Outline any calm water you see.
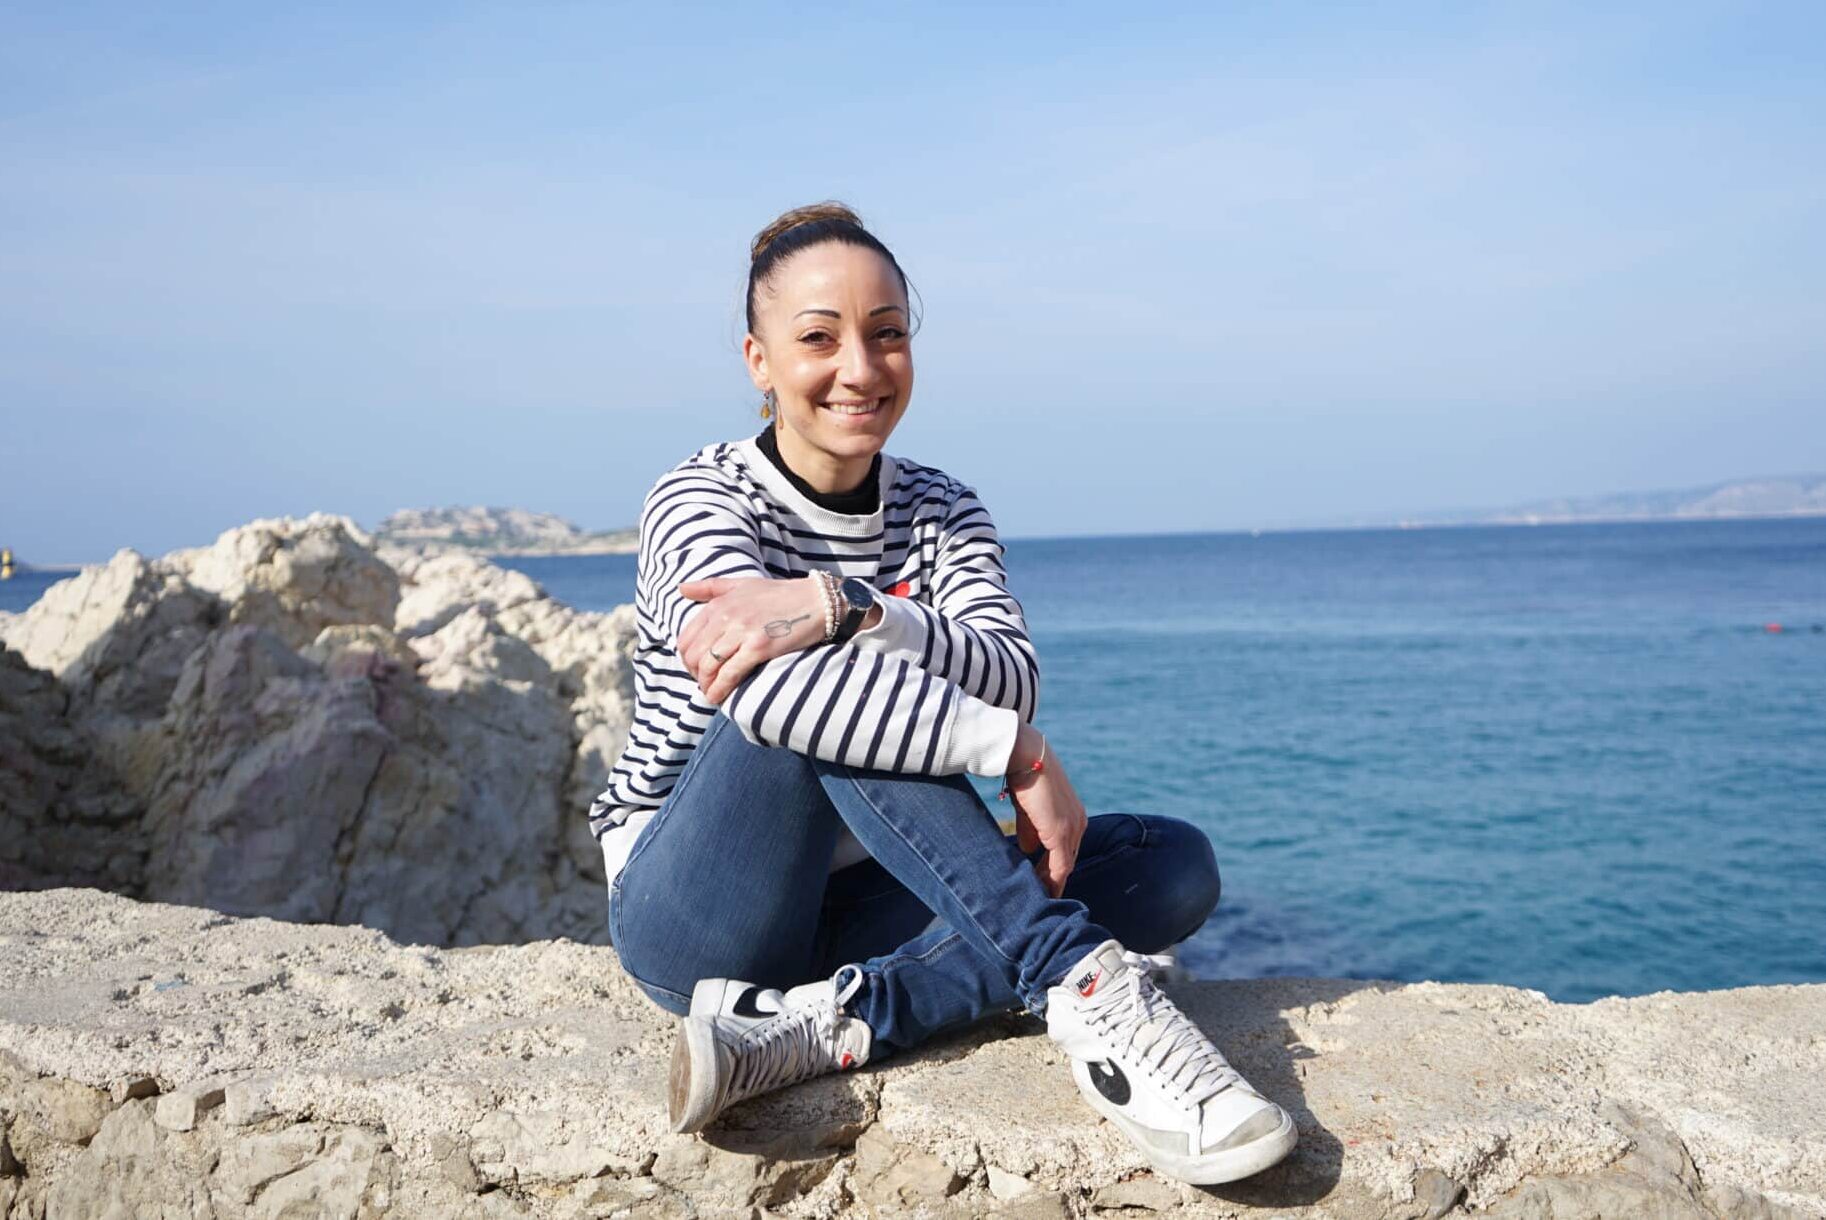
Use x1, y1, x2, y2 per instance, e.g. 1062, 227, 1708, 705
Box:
505, 519, 1826, 1001
8, 520, 1822, 1000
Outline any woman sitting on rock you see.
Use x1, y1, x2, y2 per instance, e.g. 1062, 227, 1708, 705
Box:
589, 202, 1297, 1185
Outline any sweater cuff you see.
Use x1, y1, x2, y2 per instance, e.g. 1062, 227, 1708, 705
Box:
937, 695, 1021, 777
850, 592, 925, 656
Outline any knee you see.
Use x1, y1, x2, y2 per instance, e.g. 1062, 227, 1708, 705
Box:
610, 922, 692, 1016
610, 918, 708, 1017
612, 874, 802, 1007
632, 971, 691, 1017
1143, 816, 1221, 940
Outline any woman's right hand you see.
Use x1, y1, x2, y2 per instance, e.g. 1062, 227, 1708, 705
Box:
676, 574, 826, 704
1006, 723, 1087, 899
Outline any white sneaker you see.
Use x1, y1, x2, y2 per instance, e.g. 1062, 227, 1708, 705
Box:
668, 965, 872, 1133
1045, 940, 1297, 1184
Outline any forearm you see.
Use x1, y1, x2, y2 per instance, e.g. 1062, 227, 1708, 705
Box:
849, 486, 1041, 720
720, 643, 1021, 778
851, 594, 1039, 722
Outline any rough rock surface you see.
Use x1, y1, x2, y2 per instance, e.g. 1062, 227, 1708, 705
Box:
1, 890, 1820, 1219
0, 648, 142, 892
0, 515, 638, 947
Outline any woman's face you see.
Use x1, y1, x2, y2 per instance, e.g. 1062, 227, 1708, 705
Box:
744, 242, 913, 473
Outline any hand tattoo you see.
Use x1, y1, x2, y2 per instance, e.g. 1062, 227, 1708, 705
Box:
764, 613, 811, 639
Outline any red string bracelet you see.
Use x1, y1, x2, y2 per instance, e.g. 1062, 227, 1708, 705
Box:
996, 733, 1047, 801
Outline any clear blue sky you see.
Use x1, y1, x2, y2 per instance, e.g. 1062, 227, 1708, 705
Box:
4, 2, 1823, 561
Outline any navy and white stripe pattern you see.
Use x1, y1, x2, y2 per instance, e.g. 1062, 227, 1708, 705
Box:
587, 435, 1039, 840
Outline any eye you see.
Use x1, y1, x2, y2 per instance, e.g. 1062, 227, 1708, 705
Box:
798, 329, 834, 346
874, 326, 907, 342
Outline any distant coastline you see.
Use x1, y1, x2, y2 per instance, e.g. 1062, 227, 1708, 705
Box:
372, 476, 1826, 551
10, 476, 1824, 569
1064, 473, 1826, 543
369, 506, 637, 557
1387, 508, 1826, 530
1004, 508, 1826, 547
1385, 473, 1826, 531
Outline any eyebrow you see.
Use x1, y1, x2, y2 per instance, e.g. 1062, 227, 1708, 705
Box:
792, 305, 909, 319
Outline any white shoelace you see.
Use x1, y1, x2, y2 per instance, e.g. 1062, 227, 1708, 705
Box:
725, 966, 864, 1105
1081, 951, 1242, 1104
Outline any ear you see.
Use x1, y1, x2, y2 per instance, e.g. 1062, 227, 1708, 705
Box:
742, 333, 769, 395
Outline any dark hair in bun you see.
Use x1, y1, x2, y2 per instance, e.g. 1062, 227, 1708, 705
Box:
746, 201, 916, 334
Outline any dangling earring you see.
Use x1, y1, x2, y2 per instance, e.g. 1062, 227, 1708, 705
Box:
760, 389, 776, 420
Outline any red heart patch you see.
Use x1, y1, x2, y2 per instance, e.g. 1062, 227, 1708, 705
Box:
888, 581, 911, 598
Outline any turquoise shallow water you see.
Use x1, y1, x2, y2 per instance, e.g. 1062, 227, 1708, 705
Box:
8, 519, 1822, 999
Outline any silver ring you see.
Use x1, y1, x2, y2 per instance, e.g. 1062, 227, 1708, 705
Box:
708, 648, 725, 662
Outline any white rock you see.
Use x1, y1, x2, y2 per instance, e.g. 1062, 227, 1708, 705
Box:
221, 1078, 279, 1128
987, 1163, 1035, 1200
0, 548, 216, 718
2, 516, 635, 948
153, 1081, 226, 1133
178, 514, 398, 650
17, 1076, 111, 1145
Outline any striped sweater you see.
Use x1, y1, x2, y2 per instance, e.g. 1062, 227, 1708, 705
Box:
589, 433, 1040, 883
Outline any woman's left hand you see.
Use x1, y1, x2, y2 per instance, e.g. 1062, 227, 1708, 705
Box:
1006, 725, 1087, 898
677, 576, 827, 704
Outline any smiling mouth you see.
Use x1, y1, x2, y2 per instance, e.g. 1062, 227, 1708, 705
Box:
823, 397, 886, 417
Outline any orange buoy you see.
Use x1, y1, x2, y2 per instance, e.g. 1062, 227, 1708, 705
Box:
1764, 623, 1784, 633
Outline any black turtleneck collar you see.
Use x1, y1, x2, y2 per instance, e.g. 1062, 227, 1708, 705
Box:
754, 427, 882, 515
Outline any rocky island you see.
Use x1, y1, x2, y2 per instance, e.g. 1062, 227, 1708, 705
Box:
373, 507, 637, 557
0, 517, 1820, 1218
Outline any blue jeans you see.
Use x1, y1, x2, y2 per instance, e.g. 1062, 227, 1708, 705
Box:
608, 713, 1222, 1057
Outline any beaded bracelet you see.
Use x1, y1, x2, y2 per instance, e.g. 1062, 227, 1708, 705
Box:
826, 571, 844, 641
813, 570, 841, 642
996, 733, 1047, 802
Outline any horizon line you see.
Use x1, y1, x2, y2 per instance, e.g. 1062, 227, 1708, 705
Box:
9, 508, 1826, 573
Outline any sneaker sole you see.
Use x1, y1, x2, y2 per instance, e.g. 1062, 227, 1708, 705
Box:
670, 978, 742, 1133
1079, 1082, 1298, 1185
668, 1013, 725, 1134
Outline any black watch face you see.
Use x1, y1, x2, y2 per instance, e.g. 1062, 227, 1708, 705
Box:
841, 577, 876, 609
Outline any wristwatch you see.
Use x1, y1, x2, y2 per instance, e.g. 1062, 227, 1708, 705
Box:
831, 577, 878, 644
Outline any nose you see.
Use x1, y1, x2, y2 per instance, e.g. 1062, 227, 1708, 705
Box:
838, 330, 885, 390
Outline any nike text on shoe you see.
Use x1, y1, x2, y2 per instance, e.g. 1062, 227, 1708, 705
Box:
1045, 940, 1297, 1185
668, 964, 872, 1134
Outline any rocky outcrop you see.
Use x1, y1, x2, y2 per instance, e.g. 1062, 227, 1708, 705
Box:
0, 514, 638, 947
0, 889, 1820, 1219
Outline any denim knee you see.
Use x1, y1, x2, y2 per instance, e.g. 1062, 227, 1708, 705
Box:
631, 972, 691, 1017
609, 883, 694, 1016
1140, 815, 1222, 942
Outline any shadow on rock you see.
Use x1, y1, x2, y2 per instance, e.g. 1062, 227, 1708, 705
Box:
1173, 976, 1392, 1210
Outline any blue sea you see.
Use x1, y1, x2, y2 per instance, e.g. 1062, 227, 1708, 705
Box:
7, 519, 1823, 1001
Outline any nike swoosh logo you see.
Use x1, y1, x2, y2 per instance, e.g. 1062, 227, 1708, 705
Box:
1088, 1058, 1131, 1106
731, 986, 778, 1019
